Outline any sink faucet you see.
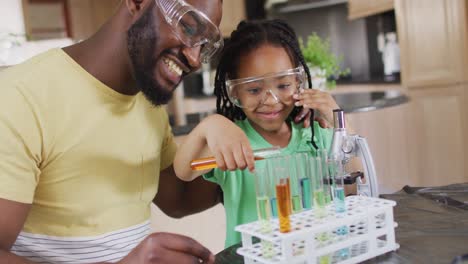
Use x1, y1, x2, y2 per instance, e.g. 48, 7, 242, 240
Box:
329, 109, 379, 197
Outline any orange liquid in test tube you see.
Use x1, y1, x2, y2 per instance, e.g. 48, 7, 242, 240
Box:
276, 178, 291, 233
190, 156, 265, 171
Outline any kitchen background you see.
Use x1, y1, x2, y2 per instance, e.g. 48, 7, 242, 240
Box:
1, 0, 467, 254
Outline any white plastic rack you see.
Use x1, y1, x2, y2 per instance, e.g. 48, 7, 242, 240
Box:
235, 196, 399, 264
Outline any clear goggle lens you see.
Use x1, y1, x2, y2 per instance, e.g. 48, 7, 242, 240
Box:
157, 0, 223, 63
226, 66, 306, 109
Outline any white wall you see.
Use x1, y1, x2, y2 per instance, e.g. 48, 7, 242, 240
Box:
0, 0, 25, 35
151, 204, 226, 254
0, 1, 73, 66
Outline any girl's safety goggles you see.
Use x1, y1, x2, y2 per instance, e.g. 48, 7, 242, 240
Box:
226, 66, 307, 109
156, 0, 224, 64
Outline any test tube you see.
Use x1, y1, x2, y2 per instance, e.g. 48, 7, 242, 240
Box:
294, 152, 312, 210
288, 155, 303, 213
190, 146, 281, 170
253, 163, 272, 233
266, 158, 278, 218
310, 156, 327, 218
274, 162, 291, 233
253, 162, 275, 258
329, 157, 346, 213
329, 155, 350, 260
318, 149, 333, 204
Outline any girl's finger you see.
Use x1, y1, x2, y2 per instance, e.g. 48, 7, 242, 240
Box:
220, 146, 237, 171
213, 149, 227, 171
241, 143, 255, 172
294, 108, 310, 123
232, 142, 248, 171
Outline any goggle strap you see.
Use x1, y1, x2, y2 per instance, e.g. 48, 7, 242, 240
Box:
158, 0, 180, 24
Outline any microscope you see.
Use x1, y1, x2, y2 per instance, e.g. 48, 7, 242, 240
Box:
329, 109, 379, 197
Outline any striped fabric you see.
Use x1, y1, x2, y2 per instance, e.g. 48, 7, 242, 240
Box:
11, 221, 150, 264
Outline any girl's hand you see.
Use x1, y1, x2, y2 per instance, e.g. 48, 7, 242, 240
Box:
201, 114, 255, 172
293, 89, 340, 127
293, 108, 331, 129
293, 108, 312, 128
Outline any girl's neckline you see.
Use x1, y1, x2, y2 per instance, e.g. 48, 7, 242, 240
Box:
244, 119, 297, 150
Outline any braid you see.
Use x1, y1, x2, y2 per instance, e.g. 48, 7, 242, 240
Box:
214, 19, 318, 149
269, 20, 318, 149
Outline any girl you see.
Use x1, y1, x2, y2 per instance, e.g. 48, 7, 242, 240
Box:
174, 19, 343, 248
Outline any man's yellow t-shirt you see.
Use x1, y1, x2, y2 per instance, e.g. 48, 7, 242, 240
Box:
0, 49, 177, 263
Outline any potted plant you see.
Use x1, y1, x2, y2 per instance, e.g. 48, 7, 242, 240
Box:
0, 33, 25, 66
300, 33, 349, 90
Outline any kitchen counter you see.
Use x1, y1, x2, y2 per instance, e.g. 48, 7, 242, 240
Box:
333, 89, 409, 113
214, 183, 468, 263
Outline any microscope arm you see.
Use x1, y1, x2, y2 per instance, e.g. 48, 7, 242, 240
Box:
351, 135, 379, 197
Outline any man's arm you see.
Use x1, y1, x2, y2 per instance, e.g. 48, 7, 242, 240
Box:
153, 165, 222, 218
0, 198, 35, 264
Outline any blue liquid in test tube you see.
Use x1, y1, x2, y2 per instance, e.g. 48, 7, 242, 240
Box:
330, 158, 349, 259
270, 197, 278, 217
300, 178, 312, 209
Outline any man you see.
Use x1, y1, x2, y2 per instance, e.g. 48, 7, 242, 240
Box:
0, 0, 234, 263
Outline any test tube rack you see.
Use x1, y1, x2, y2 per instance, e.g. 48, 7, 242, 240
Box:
235, 196, 399, 264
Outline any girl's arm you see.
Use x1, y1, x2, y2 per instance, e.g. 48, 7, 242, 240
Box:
174, 114, 255, 181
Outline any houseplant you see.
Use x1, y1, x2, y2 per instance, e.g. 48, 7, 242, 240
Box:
0, 33, 25, 66
300, 33, 349, 90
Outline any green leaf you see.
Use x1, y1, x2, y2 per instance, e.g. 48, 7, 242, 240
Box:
300, 33, 350, 89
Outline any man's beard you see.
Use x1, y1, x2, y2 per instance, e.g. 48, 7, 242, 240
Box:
127, 5, 174, 107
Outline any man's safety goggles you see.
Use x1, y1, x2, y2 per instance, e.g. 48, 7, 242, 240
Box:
226, 66, 306, 109
156, 0, 223, 64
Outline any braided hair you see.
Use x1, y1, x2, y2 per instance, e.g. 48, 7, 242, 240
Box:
214, 19, 318, 149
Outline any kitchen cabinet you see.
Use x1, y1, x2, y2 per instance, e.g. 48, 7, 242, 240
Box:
392, 0, 468, 186
348, 0, 394, 20
395, 0, 468, 88
343, 84, 468, 192
405, 85, 468, 187
219, 0, 246, 37
67, 0, 120, 40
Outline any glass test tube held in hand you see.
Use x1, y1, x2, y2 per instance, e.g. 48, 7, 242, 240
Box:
190, 146, 281, 170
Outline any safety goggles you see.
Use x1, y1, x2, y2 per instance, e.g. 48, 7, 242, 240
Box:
156, 0, 223, 64
226, 66, 306, 109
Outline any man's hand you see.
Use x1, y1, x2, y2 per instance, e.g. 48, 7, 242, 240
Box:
118, 233, 215, 264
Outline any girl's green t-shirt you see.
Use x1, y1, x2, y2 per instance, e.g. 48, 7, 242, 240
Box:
203, 118, 333, 248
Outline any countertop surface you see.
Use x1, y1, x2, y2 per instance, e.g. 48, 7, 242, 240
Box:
332, 89, 409, 113
214, 183, 468, 264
